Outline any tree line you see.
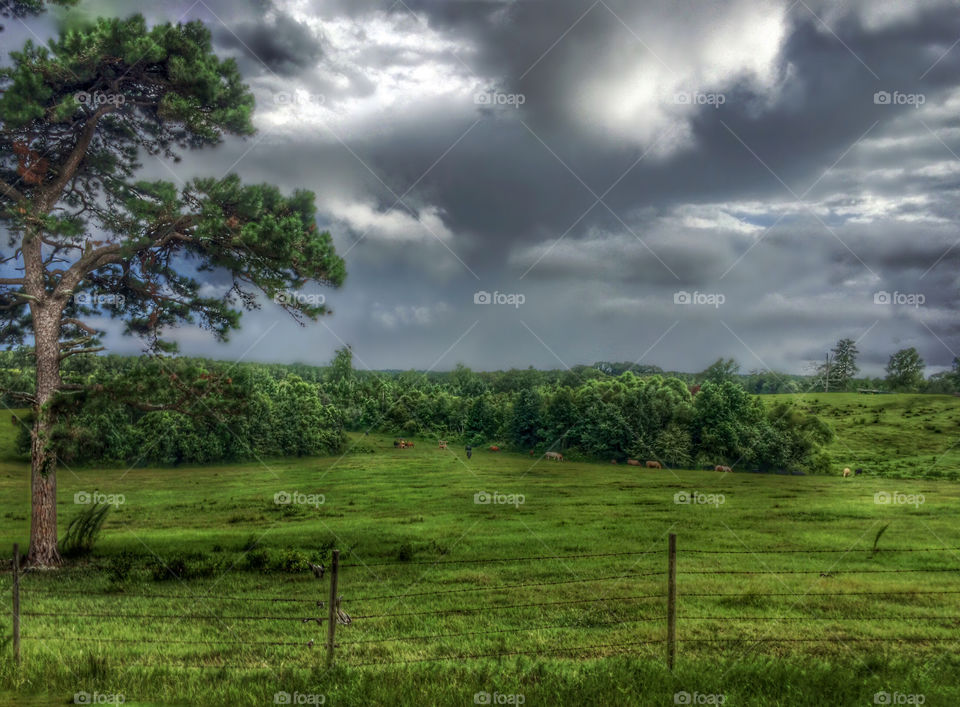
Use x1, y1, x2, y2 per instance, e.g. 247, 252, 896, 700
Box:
2, 348, 834, 473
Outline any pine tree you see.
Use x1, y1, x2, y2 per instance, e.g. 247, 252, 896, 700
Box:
0, 16, 345, 565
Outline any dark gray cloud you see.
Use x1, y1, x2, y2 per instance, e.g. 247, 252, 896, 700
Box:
213, 3, 323, 76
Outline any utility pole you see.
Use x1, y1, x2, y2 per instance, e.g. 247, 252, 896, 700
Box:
824, 353, 831, 393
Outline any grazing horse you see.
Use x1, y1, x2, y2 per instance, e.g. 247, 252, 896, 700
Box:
715, 465, 732, 473
394, 439, 401, 448
404, 441, 414, 448
842, 467, 851, 478
626, 459, 641, 466
489, 445, 500, 452
855, 468, 863, 476
610, 459, 618, 464
438, 441, 447, 450
645, 461, 662, 469
544, 451, 564, 462
529, 450, 535, 456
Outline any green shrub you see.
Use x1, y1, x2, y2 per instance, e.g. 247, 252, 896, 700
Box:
347, 441, 376, 454
274, 548, 311, 573
60, 503, 110, 558
107, 551, 137, 584
244, 548, 271, 571
396, 542, 414, 562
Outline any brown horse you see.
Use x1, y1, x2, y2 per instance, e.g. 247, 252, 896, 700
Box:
544, 451, 564, 462
715, 465, 732, 472
489, 445, 500, 452
610, 459, 618, 464
645, 461, 662, 469
626, 459, 641, 466
438, 441, 447, 450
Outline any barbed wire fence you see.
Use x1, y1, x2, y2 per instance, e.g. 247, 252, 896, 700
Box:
6, 538, 960, 670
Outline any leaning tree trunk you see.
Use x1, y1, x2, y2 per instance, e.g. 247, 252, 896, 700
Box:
27, 306, 63, 567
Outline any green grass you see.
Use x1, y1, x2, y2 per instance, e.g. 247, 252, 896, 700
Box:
766, 392, 960, 478
0, 406, 959, 705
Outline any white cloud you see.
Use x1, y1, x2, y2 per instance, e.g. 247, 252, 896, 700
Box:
371, 301, 452, 330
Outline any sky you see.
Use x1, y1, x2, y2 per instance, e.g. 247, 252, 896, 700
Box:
4, 0, 960, 375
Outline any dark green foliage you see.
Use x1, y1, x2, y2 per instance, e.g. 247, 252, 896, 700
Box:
12, 354, 346, 465
60, 502, 110, 557
5, 350, 832, 471
107, 550, 137, 584
149, 550, 225, 580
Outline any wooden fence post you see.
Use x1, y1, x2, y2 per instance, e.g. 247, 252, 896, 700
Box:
667, 533, 676, 671
326, 549, 339, 667
12, 543, 20, 665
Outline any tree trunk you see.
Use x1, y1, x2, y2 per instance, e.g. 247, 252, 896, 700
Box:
27, 306, 63, 567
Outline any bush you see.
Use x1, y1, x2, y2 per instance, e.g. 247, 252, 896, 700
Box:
243, 546, 318, 573
151, 553, 190, 581
149, 551, 223, 581
107, 551, 137, 584
346, 441, 376, 454
274, 548, 312, 573
60, 503, 110, 558
244, 548, 271, 571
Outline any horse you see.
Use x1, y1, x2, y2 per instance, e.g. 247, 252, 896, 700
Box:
715, 465, 732, 472
626, 459, 641, 466
645, 461, 662, 469
842, 467, 851, 478
544, 451, 564, 462
489, 445, 500, 452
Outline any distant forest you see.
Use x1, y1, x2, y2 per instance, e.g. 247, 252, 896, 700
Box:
1, 344, 955, 470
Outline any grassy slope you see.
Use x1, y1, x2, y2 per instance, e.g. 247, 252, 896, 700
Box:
766, 393, 960, 477
0, 404, 958, 705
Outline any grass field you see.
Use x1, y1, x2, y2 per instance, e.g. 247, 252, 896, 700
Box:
0, 398, 959, 705
767, 393, 960, 478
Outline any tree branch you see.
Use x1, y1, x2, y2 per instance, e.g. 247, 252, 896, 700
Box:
41, 105, 116, 210
60, 347, 105, 360
0, 178, 26, 205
